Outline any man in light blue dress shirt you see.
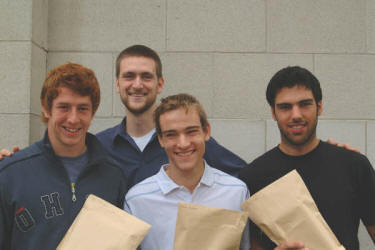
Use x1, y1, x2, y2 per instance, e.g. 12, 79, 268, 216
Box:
125, 93, 250, 250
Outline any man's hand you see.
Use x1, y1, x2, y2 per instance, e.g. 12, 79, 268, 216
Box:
0, 146, 19, 161
326, 138, 360, 153
274, 241, 308, 250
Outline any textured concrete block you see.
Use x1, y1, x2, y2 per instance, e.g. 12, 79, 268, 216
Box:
265, 119, 280, 150
317, 120, 366, 153
268, 0, 366, 53
212, 53, 313, 119
48, 0, 165, 51
32, 0, 48, 49
29, 114, 45, 145
315, 54, 375, 119
0, 0, 32, 40
367, 121, 375, 166
0, 115, 30, 150
47, 52, 114, 117
167, 0, 265, 52
209, 119, 265, 163
89, 117, 123, 135
367, 0, 375, 53
162, 53, 215, 116
0, 42, 31, 113
266, 119, 366, 153
30, 44, 46, 115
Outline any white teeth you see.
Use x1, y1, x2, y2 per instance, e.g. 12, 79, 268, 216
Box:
65, 127, 79, 132
292, 125, 303, 129
177, 151, 193, 156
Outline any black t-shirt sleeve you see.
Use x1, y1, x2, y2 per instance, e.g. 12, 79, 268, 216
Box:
357, 155, 375, 226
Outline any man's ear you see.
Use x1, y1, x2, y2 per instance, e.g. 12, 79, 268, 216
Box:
317, 101, 323, 116
157, 77, 165, 94
41, 104, 50, 119
115, 78, 120, 93
157, 134, 165, 148
271, 107, 277, 121
204, 123, 211, 142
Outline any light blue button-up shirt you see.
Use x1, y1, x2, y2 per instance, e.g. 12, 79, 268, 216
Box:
125, 162, 250, 250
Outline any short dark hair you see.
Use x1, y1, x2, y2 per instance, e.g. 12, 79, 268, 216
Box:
115, 45, 162, 79
40, 62, 100, 123
154, 93, 209, 136
266, 66, 322, 107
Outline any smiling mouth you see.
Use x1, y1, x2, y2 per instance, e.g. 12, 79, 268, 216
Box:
63, 126, 81, 133
129, 93, 146, 97
175, 150, 195, 157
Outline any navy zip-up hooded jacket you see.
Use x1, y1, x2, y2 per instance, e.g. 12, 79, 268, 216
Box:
0, 132, 127, 250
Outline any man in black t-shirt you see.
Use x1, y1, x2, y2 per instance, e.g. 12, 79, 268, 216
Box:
239, 66, 375, 250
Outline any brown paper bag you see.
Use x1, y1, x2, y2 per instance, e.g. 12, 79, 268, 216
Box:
173, 202, 248, 250
241, 170, 345, 250
57, 194, 151, 250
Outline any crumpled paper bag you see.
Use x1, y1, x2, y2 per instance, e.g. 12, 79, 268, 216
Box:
57, 194, 151, 250
241, 170, 345, 250
173, 202, 248, 250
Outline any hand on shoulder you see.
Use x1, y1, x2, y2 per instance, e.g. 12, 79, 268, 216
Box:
0, 146, 19, 161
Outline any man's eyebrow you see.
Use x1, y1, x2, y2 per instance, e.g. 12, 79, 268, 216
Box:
161, 129, 177, 134
299, 98, 314, 103
185, 126, 201, 130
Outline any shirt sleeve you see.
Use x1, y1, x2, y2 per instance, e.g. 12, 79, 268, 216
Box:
204, 137, 247, 177
357, 155, 375, 226
0, 178, 11, 249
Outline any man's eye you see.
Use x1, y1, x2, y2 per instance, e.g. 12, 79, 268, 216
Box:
187, 130, 199, 135
300, 102, 312, 107
278, 105, 291, 110
58, 106, 68, 110
142, 74, 153, 80
79, 107, 89, 111
123, 74, 134, 79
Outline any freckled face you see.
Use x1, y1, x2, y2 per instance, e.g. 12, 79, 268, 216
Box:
42, 87, 93, 156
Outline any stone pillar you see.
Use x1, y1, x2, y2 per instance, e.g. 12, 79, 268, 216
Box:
0, 0, 47, 149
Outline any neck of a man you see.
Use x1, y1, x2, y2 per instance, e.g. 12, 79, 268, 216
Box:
166, 160, 205, 194
125, 105, 156, 138
279, 136, 320, 156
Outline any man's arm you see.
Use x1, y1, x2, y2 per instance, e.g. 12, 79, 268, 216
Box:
367, 225, 375, 244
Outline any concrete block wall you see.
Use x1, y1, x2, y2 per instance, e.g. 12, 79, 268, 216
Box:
1, 0, 374, 247
0, 0, 47, 148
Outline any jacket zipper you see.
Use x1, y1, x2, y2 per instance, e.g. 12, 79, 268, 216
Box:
71, 183, 77, 202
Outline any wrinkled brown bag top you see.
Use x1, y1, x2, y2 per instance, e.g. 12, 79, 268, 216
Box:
241, 170, 345, 250
57, 194, 151, 250
173, 202, 248, 250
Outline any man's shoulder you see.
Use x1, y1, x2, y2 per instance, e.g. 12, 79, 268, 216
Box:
0, 142, 42, 172
209, 167, 247, 188
240, 147, 280, 174
125, 175, 160, 202
318, 141, 371, 166
95, 122, 121, 141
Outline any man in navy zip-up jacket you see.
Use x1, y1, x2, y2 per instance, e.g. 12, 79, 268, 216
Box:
0, 63, 127, 249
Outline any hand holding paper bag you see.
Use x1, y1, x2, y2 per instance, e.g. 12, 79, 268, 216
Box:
57, 195, 151, 250
241, 170, 345, 250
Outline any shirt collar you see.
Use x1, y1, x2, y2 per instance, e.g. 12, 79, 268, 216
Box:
155, 161, 215, 195
112, 116, 158, 148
